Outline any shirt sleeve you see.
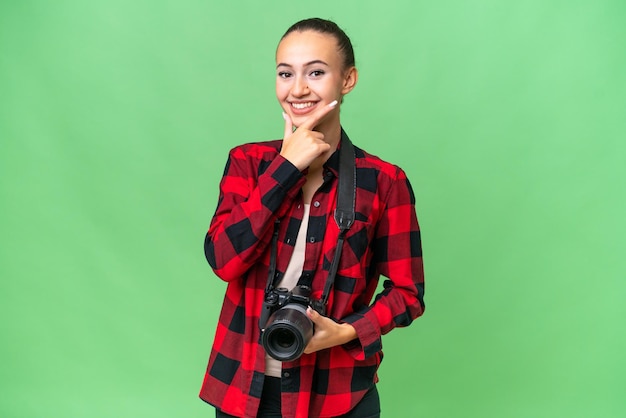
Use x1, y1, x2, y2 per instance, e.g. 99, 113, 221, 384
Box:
204, 145, 306, 282
342, 167, 425, 359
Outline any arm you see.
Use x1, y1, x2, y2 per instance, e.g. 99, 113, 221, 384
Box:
205, 102, 340, 282
342, 168, 425, 359
204, 146, 305, 282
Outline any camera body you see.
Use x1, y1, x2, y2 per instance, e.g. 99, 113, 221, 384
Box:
259, 285, 324, 361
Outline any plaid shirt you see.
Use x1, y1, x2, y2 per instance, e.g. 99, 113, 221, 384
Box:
200, 129, 425, 418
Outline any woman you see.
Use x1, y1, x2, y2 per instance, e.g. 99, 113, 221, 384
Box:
200, 18, 425, 418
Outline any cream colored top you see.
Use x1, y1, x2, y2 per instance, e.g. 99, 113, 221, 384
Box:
265, 204, 310, 377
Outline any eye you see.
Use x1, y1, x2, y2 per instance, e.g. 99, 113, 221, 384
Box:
278, 71, 292, 79
309, 70, 325, 78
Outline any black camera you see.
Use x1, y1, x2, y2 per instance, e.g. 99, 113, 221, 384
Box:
259, 285, 324, 361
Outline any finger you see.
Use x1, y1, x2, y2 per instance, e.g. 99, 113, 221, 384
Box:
306, 306, 319, 321
298, 100, 338, 131
307, 306, 322, 324
283, 111, 293, 139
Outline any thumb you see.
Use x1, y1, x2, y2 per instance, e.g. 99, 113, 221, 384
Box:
307, 306, 322, 323
283, 111, 293, 140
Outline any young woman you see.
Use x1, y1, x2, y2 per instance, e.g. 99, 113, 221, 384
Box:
200, 18, 425, 418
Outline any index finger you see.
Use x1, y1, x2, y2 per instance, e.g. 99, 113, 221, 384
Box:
298, 100, 338, 131
283, 111, 293, 140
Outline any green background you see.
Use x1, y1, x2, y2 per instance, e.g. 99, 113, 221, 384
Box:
1, 1, 624, 417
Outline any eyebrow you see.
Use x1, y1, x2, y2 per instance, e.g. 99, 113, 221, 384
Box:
276, 59, 329, 69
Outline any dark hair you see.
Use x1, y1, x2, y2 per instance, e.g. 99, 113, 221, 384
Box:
281, 18, 355, 70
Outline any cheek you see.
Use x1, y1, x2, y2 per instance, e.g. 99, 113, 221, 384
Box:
319, 79, 344, 97
275, 87, 289, 110
275, 82, 289, 99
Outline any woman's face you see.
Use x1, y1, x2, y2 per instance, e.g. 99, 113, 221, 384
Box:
276, 30, 356, 129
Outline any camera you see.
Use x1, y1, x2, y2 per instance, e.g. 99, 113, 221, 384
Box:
259, 285, 324, 361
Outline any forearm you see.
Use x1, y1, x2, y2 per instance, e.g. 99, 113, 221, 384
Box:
205, 150, 305, 281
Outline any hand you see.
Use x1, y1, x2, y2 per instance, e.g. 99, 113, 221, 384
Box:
303, 306, 357, 354
280, 100, 337, 171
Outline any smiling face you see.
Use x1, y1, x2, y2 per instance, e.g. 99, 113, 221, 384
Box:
275, 30, 357, 131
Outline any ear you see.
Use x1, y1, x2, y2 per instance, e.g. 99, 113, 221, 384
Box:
341, 66, 358, 95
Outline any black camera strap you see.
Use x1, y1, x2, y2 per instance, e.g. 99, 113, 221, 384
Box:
264, 132, 356, 310
321, 133, 356, 308
265, 218, 281, 295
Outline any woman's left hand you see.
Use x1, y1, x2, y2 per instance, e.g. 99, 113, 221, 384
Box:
303, 307, 358, 354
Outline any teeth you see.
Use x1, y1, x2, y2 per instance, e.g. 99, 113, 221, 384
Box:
291, 102, 315, 109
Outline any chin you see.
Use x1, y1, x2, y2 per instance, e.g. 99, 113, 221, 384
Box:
289, 114, 309, 127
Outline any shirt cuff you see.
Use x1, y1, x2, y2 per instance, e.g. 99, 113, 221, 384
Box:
270, 155, 304, 191
341, 310, 382, 360
261, 155, 305, 217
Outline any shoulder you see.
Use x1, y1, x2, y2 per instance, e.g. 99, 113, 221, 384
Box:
228, 139, 282, 160
353, 144, 416, 205
354, 145, 406, 181
222, 139, 286, 178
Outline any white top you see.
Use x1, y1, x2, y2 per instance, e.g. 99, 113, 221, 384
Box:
265, 204, 310, 377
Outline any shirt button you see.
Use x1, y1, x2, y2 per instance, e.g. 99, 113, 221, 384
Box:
283, 372, 290, 378
313, 201, 321, 208
309, 237, 316, 243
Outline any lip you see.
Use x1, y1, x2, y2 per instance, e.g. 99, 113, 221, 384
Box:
288, 100, 319, 116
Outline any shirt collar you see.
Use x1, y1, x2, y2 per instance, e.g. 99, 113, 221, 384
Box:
323, 127, 350, 177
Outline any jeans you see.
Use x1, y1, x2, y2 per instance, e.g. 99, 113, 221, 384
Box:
215, 377, 380, 418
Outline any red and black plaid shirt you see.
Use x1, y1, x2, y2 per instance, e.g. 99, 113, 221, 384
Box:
200, 129, 425, 418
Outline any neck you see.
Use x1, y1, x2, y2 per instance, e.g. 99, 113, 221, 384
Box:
317, 116, 342, 148
309, 119, 341, 171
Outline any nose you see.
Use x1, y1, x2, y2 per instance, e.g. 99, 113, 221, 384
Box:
291, 75, 309, 97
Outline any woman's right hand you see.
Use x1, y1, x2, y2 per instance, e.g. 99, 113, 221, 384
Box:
279, 100, 337, 171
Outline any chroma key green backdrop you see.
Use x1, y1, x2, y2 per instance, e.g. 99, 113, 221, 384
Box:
1, 1, 624, 417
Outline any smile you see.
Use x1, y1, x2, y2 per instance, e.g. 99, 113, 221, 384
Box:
290, 102, 316, 109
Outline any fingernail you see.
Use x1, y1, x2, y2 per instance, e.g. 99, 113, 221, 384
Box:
282, 112, 288, 120
329, 100, 338, 107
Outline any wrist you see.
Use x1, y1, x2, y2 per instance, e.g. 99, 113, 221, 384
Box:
339, 323, 357, 344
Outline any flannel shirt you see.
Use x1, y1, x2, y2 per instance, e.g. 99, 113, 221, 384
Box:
200, 129, 425, 418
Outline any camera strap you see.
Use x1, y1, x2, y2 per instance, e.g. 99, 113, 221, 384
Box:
320, 132, 356, 308
265, 218, 281, 295
264, 131, 356, 309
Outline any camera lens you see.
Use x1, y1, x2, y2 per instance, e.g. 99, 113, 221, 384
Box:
262, 304, 313, 361
275, 329, 296, 349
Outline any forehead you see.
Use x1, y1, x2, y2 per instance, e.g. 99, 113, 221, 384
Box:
276, 30, 340, 65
